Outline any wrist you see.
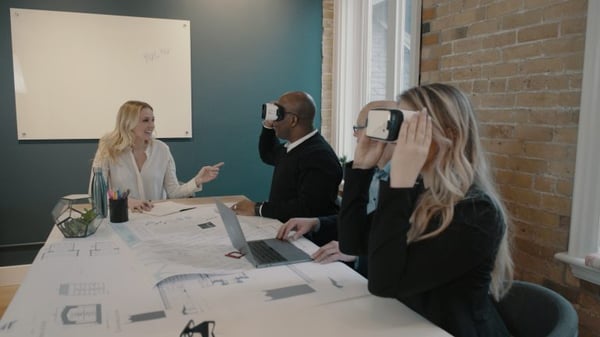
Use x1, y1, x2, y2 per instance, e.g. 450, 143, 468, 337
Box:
254, 202, 263, 216
312, 218, 321, 232
389, 175, 416, 188
352, 160, 374, 170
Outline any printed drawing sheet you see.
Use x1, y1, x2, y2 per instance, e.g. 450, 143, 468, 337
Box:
1, 201, 409, 337
0, 226, 169, 337
156, 260, 370, 319
111, 204, 249, 284
109, 203, 317, 284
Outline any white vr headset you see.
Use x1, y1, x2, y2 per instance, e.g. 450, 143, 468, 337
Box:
365, 108, 418, 142
261, 102, 285, 121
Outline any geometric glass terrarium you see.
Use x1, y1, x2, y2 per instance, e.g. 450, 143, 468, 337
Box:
52, 194, 103, 238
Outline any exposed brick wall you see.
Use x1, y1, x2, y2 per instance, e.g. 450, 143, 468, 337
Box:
322, 0, 599, 335
420, 0, 598, 335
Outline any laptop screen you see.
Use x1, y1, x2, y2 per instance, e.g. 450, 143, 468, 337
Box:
214, 199, 251, 255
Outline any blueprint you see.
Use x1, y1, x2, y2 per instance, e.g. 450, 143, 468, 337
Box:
110, 203, 306, 284
0, 202, 381, 337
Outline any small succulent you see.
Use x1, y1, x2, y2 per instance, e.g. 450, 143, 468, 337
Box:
58, 208, 98, 237
80, 208, 97, 223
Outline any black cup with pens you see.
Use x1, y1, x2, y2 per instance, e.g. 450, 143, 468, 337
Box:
109, 189, 129, 223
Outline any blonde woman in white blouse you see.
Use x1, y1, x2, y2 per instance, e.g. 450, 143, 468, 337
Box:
91, 100, 224, 212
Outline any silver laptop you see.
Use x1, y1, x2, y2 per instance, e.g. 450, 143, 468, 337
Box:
214, 199, 312, 268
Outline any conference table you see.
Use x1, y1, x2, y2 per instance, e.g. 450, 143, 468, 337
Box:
0, 196, 450, 337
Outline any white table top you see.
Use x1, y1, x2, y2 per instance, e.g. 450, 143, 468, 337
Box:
0, 198, 450, 337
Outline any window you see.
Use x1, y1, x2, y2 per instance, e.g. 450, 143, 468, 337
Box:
555, 0, 600, 285
332, 0, 421, 160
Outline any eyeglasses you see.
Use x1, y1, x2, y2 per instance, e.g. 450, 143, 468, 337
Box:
353, 125, 366, 133
180, 320, 216, 337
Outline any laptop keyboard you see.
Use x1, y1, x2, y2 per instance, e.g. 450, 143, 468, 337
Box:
248, 241, 286, 264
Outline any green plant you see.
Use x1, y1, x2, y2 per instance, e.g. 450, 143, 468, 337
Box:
58, 208, 98, 238
80, 208, 97, 223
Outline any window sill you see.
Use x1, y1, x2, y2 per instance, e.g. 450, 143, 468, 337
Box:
555, 252, 600, 285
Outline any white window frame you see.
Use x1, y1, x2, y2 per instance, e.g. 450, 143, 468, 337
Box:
555, 0, 600, 285
331, 0, 421, 160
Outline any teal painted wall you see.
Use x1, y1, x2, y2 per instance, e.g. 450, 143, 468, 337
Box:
0, 0, 322, 264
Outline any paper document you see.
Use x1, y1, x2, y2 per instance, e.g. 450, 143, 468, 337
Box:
143, 201, 196, 216
111, 204, 254, 284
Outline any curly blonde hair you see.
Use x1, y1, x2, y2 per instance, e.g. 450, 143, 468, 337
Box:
398, 83, 513, 300
95, 100, 153, 164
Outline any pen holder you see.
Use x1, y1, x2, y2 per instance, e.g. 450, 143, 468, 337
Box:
109, 198, 129, 223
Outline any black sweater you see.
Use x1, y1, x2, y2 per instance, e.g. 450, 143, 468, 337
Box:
259, 128, 342, 245
338, 164, 509, 337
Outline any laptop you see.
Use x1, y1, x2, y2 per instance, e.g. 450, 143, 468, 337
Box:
214, 199, 312, 268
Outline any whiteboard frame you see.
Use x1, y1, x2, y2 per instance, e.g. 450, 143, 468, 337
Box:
10, 8, 192, 140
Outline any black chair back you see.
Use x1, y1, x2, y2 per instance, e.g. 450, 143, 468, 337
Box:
494, 281, 578, 337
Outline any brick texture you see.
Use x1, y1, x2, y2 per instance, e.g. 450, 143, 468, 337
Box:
420, 0, 594, 335
321, 0, 596, 336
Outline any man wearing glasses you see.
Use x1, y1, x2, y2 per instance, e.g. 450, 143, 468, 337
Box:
276, 100, 399, 276
231, 91, 343, 246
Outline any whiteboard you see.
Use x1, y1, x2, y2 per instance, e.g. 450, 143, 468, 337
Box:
10, 8, 192, 140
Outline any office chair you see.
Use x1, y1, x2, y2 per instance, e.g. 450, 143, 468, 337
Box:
494, 280, 578, 337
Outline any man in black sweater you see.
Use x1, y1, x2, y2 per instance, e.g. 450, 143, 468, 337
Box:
275, 100, 400, 276
231, 91, 342, 246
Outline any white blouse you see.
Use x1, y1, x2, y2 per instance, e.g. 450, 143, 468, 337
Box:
91, 139, 200, 201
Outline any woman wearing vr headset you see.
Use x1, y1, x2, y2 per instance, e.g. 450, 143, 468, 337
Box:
91, 100, 224, 212
338, 83, 513, 337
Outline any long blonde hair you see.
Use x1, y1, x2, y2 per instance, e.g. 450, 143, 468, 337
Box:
399, 83, 513, 300
95, 100, 153, 164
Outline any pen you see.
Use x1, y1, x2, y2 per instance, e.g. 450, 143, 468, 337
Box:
179, 207, 196, 212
